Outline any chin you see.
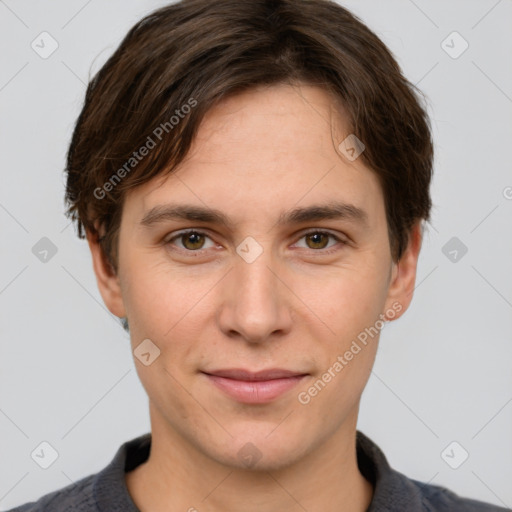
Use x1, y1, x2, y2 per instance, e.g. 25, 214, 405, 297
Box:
209, 426, 313, 472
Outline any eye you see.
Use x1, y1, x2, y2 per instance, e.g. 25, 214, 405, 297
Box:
165, 230, 215, 252
292, 230, 346, 253
164, 229, 346, 255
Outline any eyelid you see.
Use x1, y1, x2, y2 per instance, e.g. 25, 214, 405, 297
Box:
164, 228, 347, 254
164, 229, 218, 253
291, 229, 348, 255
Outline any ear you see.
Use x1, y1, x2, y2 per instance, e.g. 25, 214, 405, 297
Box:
382, 221, 423, 321
86, 227, 126, 319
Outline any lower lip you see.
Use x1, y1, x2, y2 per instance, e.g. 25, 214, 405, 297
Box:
204, 374, 307, 404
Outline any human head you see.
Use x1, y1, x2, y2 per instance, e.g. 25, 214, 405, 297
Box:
63, 0, 433, 477
64, 0, 434, 333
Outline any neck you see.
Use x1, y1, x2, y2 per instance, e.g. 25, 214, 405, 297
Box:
126, 405, 373, 512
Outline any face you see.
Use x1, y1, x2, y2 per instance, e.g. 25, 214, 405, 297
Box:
90, 83, 421, 471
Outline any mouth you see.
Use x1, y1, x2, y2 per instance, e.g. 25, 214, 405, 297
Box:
201, 368, 309, 404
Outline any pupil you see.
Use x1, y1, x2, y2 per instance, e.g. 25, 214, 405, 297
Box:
309, 233, 326, 248
185, 232, 203, 249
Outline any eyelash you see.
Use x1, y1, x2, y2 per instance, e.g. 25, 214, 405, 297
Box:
164, 229, 346, 256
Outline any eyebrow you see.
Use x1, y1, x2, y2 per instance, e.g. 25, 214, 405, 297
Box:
139, 201, 369, 230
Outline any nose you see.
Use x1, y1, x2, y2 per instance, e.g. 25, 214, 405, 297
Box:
216, 250, 294, 344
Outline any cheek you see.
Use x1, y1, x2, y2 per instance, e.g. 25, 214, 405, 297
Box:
297, 319, 379, 420
123, 265, 208, 422
295, 263, 389, 341
292, 264, 387, 404
122, 260, 214, 367
121, 257, 192, 331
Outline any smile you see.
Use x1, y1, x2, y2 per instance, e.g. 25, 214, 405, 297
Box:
201, 368, 308, 404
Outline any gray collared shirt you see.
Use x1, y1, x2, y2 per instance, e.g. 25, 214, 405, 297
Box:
7, 431, 510, 511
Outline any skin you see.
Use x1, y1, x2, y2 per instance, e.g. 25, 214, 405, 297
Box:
87, 83, 423, 512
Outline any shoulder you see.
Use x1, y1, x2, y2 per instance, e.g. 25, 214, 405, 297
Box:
356, 430, 509, 512
409, 477, 510, 512
6, 433, 150, 512
6, 474, 97, 512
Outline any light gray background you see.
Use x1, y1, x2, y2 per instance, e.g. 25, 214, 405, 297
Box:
1, 0, 511, 509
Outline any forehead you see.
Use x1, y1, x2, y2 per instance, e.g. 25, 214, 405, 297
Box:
123, 83, 385, 231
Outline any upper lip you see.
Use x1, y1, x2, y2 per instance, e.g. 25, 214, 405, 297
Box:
202, 368, 308, 381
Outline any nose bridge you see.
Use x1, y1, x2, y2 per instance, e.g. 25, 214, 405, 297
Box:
236, 251, 278, 302
217, 239, 292, 342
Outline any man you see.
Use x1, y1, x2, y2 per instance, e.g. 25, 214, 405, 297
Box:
9, 0, 509, 510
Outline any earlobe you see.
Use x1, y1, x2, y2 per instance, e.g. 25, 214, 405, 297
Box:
86, 228, 126, 319
383, 222, 423, 321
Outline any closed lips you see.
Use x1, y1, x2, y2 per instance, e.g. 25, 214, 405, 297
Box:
202, 369, 308, 381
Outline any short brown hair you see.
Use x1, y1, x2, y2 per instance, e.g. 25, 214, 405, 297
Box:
64, 0, 433, 275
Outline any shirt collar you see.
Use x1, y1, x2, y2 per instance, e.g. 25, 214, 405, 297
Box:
93, 430, 424, 511
356, 430, 425, 511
